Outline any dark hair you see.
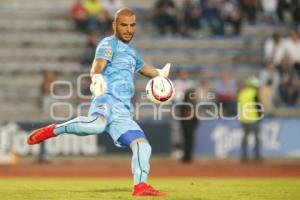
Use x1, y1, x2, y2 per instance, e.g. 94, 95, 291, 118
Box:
114, 7, 135, 22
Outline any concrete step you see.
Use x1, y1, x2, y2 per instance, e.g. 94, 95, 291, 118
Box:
0, 92, 40, 101
0, 52, 260, 65
0, 32, 263, 51
0, 16, 285, 38
0, 95, 40, 104
0, 108, 42, 121
0, 48, 260, 65
142, 52, 260, 65
0, 47, 84, 62
0, 43, 260, 56
0, 19, 74, 31
0, 101, 38, 110
134, 23, 284, 37
0, 0, 73, 10
0, 74, 43, 87
134, 37, 263, 50
0, 32, 86, 48
242, 23, 290, 37
0, 9, 69, 20
0, 0, 153, 8
274, 108, 300, 117
0, 62, 81, 73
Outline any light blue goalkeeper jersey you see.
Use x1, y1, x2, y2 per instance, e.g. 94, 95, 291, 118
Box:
94, 35, 144, 108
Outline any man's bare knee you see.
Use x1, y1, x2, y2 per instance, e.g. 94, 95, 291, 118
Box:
130, 138, 147, 149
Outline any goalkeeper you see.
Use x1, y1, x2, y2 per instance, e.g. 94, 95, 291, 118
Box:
27, 8, 170, 196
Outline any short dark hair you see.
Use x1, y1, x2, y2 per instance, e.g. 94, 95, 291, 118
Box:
114, 7, 135, 22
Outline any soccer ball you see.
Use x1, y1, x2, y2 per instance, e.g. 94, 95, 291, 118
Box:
145, 76, 175, 104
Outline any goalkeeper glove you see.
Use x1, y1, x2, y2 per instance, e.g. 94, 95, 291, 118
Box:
90, 74, 107, 97
156, 63, 171, 77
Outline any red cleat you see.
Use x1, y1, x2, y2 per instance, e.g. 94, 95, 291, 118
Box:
27, 124, 57, 145
132, 183, 166, 196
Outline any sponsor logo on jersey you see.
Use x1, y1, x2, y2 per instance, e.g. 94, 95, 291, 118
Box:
104, 49, 112, 57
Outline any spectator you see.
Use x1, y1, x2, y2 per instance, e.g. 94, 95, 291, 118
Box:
103, 0, 124, 19
261, 0, 278, 24
81, 32, 99, 68
283, 31, 300, 76
172, 70, 194, 161
40, 70, 57, 116
173, 70, 194, 102
220, 0, 242, 35
153, 0, 183, 35
102, 0, 124, 34
238, 76, 262, 162
264, 32, 285, 66
279, 79, 299, 107
259, 61, 280, 98
83, 0, 111, 34
278, 57, 294, 83
214, 70, 237, 116
34, 71, 57, 164
239, 0, 257, 23
79, 76, 92, 104
84, 0, 102, 17
196, 79, 213, 103
182, 0, 202, 31
71, 0, 89, 32
277, 57, 299, 106
291, 0, 300, 31
196, 80, 215, 117
236, 78, 245, 92
258, 79, 274, 116
276, 0, 291, 22
199, 0, 224, 35
178, 88, 198, 163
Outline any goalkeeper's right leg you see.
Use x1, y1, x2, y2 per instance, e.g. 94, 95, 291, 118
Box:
27, 116, 107, 145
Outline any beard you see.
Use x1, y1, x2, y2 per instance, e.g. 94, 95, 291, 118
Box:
116, 28, 134, 43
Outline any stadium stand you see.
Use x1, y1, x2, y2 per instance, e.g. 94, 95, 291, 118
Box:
0, 0, 299, 122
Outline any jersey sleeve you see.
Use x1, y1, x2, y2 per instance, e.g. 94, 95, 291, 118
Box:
95, 38, 115, 62
134, 50, 145, 73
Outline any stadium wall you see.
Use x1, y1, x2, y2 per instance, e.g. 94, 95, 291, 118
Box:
1, 118, 300, 158
195, 118, 300, 158
0, 122, 171, 156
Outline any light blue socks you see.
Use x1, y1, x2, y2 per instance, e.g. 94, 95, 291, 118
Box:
53, 116, 106, 136
54, 116, 151, 186
131, 142, 152, 185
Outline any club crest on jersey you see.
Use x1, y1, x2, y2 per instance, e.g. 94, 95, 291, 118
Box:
104, 49, 112, 57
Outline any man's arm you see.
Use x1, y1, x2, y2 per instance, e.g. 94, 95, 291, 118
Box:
138, 63, 159, 78
90, 58, 108, 77
89, 58, 108, 97
139, 63, 171, 78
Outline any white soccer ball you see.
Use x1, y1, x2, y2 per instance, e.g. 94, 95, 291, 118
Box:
145, 76, 175, 104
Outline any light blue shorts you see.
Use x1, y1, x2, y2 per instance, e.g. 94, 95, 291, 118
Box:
88, 94, 144, 147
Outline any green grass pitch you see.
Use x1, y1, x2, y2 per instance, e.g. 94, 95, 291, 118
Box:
0, 178, 300, 200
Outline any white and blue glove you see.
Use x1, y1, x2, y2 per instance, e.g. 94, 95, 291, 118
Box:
156, 63, 171, 77
90, 74, 107, 97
